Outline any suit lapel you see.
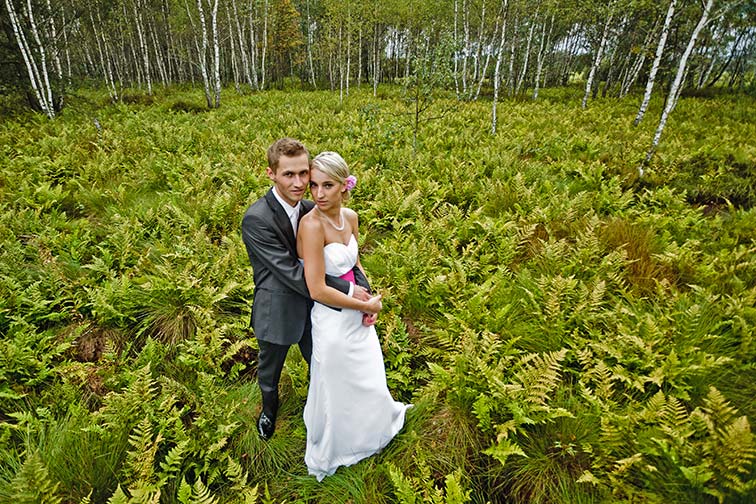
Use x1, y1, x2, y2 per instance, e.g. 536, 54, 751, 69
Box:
264, 189, 297, 253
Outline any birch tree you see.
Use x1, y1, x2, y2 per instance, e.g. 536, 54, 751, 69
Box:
5, 0, 57, 117
582, 2, 614, 109
132, 0, 153, 94
643, 0, 714, 166
532, 12, 554, 100
634, 0, 677, 125
491, 0, 508, 134
211, 0, 220, 107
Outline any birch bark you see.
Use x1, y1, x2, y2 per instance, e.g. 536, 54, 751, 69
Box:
491, 0, 508, 134
515, 8, 538, 96
634, 0, 677, 126
5, 0, 52, 117
644, 0, 715, 165
132, 0, 152, 94
211, 0, 220, 107
582, 6, 613, 109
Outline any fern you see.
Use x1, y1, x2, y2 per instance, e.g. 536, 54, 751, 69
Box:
513, 349, 568, 406
123, 417, 162, 490
10, 451, 62, 504
106, 485, 129, 504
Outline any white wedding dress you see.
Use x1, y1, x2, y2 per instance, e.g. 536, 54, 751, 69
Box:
304, 234, 410, 481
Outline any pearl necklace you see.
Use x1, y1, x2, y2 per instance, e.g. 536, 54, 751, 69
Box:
317, 208, 344, 231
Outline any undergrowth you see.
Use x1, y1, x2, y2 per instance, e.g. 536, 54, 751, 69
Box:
0, 85, 754, 503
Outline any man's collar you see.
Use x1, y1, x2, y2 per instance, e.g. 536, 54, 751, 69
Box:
271, 186, 300, 215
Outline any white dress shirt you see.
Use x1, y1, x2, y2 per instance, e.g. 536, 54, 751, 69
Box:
271, 187, 301, 237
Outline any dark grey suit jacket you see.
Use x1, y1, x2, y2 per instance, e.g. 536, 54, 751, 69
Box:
241, 188, 369, 346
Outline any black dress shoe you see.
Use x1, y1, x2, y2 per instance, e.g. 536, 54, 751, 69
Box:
257, 412, 275, 440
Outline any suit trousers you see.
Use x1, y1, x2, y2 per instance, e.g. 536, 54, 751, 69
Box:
257, 334, 313, 420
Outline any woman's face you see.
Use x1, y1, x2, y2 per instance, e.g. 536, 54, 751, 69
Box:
309, 167, 344, 212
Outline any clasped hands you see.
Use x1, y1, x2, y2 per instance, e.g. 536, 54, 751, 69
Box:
353, 285, 380, 326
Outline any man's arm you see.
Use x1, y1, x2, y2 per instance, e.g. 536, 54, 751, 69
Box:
241, 212, 352, 297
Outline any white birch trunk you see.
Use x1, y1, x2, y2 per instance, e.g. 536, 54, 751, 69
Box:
373, 22, 380, 96
506, 13, 517, 95
211, 0, 220, 107
6, 0, 52, 117
61, 4, 72, 80
634, 0, 677, 126
644, 0, 714, 166
149, 22, 168, 86
25, 0, 55, 115
453, 0, 460, 97
232, 0, 252, 89
491, 0, 508, 134
45, 0, 63, 83
339, 23, 344, 105
620, 19, 657, 98
196, 0, 213, 107
91, 7, 118, 102
474, 16, 497, 101
533, 13, 553, 100
132, 0, 152, 94
261, 0, 268, 90
306, 0, 316, 87
357, 26, 362, 86
515, 9, 537, 96
582, 8, 613, 109
462, 0, 470, 94
226, 3, 240, 93
346, 18, 351, 97
248, 0, 259, 90
472, 2, 486, 87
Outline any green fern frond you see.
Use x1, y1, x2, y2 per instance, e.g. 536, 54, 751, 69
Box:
640, 391, 667, 423
660, 396, 693, 440
158, 440, 188, 484
443, 469, 471, 504
106, 485, 129, 504
515, 349, 568, 405
177, 477, 192, 504
701, 387, 739, 430
190, 478, 218, 504
225, 455, 259, 502
707, 415, 756, 493
483, 437, 527, 466
10, 451, 62, 504
124, 417, 162, 490
388, 463, 418, 504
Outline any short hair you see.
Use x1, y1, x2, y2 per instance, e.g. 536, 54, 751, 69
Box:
311, 151, 351, 201
267, 137, 309, 172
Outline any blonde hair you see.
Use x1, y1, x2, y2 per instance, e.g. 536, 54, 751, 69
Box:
311, 151, 351, 200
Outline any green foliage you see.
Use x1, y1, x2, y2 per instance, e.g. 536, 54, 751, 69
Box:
0, 87, 754, 503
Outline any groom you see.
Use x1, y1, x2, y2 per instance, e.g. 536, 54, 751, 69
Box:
241, 137, 372, 440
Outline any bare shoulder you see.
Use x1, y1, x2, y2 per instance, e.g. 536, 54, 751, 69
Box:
343, 207, 359, 227
299, 211, 324, 235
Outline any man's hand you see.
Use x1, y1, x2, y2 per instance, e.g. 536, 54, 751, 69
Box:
362, 313, 377, 326
352, 285, 371, 302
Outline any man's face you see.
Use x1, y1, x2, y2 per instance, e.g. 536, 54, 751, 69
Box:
266, 153, 310, 206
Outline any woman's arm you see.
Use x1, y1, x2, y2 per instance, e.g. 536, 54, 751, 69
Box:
299, 216, 382, 314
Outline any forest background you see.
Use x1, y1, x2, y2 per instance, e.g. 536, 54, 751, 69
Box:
1, 0, 756, 503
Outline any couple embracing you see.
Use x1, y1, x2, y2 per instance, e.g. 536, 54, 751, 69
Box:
241, 138, 410, 481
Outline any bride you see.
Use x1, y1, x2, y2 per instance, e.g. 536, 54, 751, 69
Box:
297, 151, 410, 481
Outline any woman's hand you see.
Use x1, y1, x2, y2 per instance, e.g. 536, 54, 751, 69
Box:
362, 294, 383, 315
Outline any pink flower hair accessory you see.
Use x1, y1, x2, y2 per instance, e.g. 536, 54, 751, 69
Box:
344, 175, 357, 191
